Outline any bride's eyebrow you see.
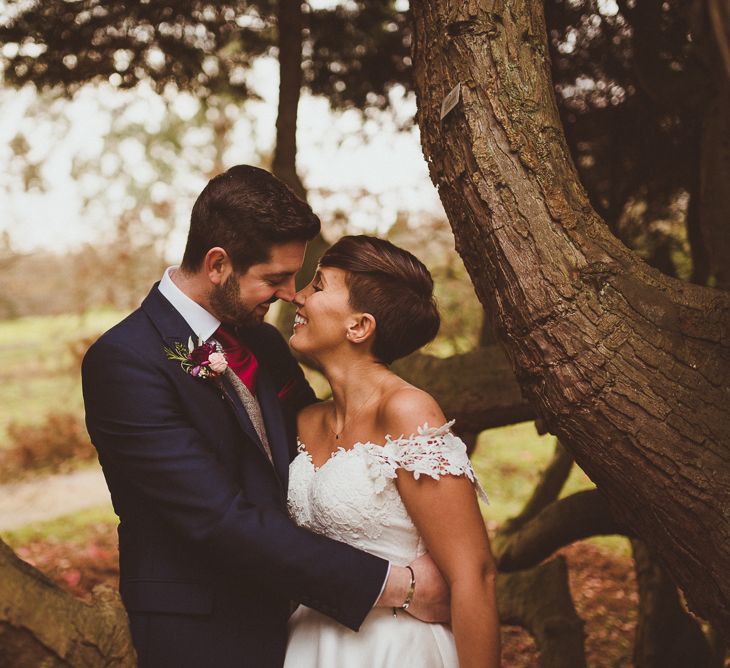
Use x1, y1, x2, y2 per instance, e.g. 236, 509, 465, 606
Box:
314, 270, 327, 286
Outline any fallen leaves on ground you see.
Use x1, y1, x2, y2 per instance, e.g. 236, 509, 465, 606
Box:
16, 526, 640, 666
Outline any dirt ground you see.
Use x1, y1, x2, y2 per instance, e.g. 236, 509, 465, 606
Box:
14, 522, 640, 667
0, 466, 111, 531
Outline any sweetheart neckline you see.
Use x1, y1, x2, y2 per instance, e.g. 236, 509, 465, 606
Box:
296, 419, 457, 471
296, 440, 379, 472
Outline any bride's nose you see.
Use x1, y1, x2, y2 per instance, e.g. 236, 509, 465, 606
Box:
292, 287, 307, 307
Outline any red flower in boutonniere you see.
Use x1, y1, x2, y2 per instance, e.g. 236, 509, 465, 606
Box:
164, 336, 228, 380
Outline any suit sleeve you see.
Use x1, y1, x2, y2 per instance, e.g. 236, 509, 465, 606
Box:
82, 338, 387, 631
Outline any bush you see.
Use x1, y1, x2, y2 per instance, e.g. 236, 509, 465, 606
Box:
67, 334, 99, 372
1, 412, 95, 479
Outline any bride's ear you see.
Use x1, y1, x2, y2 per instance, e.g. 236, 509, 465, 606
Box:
346, 313, 376, 345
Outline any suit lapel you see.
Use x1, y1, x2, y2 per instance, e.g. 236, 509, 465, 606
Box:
140, 285, 272, 467
219, 374, 272, 463
254, 366, 291, 487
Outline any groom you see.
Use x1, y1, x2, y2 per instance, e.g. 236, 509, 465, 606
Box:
82, 165, 447, 668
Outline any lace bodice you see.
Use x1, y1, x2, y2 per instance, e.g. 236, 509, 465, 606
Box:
287, 421, 488, 566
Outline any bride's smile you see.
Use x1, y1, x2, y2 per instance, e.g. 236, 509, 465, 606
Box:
290, 266, 372, 362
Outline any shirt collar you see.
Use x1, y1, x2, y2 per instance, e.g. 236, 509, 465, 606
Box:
158, 266, 220, 341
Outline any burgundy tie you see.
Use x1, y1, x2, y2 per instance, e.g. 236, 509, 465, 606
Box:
214, 325, 259, 394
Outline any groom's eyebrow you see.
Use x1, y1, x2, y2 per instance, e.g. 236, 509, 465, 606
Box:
263, 271, 295, 281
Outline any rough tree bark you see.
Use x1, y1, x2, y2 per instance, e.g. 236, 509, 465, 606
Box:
0, 538, 134, 667
494, 438, 719, 665
631, 539, 714, 668
497, 557, 587, 668
410, 0, 730, 636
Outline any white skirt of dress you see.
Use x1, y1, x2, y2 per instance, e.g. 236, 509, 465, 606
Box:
284, 605, 458, 667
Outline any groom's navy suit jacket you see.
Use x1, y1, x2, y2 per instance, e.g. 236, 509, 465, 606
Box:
82, 285, 389, 668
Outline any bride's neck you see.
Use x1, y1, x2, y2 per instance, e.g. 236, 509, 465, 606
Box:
321, 356, 391, 416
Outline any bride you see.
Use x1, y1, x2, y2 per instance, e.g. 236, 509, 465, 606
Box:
284, 235, 500, 667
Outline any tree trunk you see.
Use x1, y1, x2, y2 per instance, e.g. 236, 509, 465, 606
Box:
0, 538, 134, 667
695, 0, 730, 289
686, 122, 711, 286
497, 557, 587, 667
270, 0, 331, 337
631, 539, 714, 668
698, 71, 730, 290
410, 0, 730, 637
272, 0, 306, 200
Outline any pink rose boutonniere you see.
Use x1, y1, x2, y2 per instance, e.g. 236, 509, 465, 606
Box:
165, 336, 228, 380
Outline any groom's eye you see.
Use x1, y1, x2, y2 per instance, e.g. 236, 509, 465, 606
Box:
264, 274, 288, 286
312, 283, 322, 292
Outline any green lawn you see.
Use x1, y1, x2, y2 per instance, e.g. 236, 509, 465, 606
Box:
1, 419, 628, 557
0, 310, 128, 440
0, 310, 629, 555
473, 421, 630, 555
2, 504, 118, 547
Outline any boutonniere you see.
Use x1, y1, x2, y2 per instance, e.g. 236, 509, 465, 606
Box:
164, 336, 228, 380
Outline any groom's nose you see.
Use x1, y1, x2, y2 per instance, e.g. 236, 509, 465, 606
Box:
274, 275, 297, 302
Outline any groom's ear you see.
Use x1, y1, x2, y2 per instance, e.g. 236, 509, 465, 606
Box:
346, 313, 376, 345
204, 247, 233, 285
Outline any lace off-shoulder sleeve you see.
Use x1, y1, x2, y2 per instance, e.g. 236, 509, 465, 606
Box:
383, 420, 489, 504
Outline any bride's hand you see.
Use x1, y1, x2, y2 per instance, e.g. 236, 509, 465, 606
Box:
405, 552, 451, 623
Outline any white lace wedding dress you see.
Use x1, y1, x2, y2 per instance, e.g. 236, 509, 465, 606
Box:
284, 421, 488, 667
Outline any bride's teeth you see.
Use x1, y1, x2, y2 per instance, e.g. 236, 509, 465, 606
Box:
294, 314, 308, 326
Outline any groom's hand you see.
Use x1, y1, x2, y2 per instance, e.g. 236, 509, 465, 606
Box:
405, 552, 451, 622
374, 553, 450, 623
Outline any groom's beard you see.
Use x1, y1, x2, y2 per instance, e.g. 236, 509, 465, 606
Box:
210, 274, 271, 328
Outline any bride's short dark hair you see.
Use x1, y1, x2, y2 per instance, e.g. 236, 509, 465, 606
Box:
319, 235, 440, 364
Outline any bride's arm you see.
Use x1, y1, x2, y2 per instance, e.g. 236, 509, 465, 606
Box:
382, 389, 501, 668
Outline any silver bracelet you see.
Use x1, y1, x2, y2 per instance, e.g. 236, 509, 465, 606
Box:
392, 565, 416, 618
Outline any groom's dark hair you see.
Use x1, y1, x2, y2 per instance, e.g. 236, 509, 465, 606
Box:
181, 165, 320, 273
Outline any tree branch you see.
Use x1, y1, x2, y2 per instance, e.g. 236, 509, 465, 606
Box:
497, 557, 587, 668
393, 345, 534, 432
0, 538, 134, 667
496, 489, 627, 572
500, 439, 574, 536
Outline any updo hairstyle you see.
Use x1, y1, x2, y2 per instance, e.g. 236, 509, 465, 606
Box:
319, 235, 440, 364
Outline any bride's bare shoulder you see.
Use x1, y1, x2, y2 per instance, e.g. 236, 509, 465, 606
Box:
379, 384, 446, 438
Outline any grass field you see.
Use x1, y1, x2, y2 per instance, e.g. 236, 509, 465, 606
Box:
0, 310, 130, 438
0, 309, 626, 551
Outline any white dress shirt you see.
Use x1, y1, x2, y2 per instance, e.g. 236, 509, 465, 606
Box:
158, 266, 220, 341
